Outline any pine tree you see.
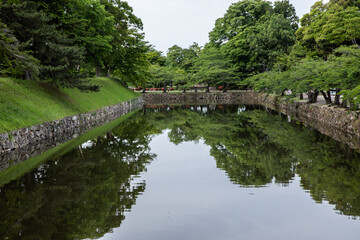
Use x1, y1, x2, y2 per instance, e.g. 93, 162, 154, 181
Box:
1, 1, 99, 90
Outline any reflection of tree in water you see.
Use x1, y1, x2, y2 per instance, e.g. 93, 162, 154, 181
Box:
247, 110, 360, 219
146, 105, 360, 218
147, 105, 295, 187
297, 145, 360, 219
0, 115, 156, 240
2, 104, 360, 240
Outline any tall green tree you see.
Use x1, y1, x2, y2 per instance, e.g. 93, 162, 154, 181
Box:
209, 0, 272, 47
0, 21, 39, 78
296, 1, 360, 57
166, 43, 201, 72
247, 13, 297, 71
210, 0, 298, 81
0, 0, 99, 90
192, 45, 238, 91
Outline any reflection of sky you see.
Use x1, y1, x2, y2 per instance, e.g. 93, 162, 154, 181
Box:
101, 131, 359, 240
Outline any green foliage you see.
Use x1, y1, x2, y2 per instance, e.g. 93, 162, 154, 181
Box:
296, 1, 360, 57
166, 43, 201, 72
248, 45, 360, 105
192, 45, 239, 88
147, 48, 166, 66
245, 0, 360, 106
0, 114, 155, 239
209, 0, 273, 46
149, 64, 175, 88
0, 1, 97, 90
144, 105, 360, 218
146, 43, 201, 89
0, 77, 139, 133
210, 0, 297, 80
0, 0, 150, 90
247, 13, 296, 71
0, 21, 39, 78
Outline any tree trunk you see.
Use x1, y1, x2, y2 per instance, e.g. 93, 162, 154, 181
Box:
107, 68, 111, 78
25, 69, 32, 80
341, 99, 348, 108
206, 83, 210, 92
194, 86, 198, 92
327, 90, 332, 103
307, 91, 319, 103
223, 83, 227, 93
96, 68, 101, 77
300, 93, 304, 100
320, 90, 332, 104
163, 82, 167, 93
183, 87, 186, 93
334, 88, 341, 105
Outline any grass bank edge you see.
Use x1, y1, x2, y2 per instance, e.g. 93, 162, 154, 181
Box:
0, 109, 139, 187
0, 77, 140, 133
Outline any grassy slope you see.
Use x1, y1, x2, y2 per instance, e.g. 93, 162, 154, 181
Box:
0, 77, 139, 133
0, 110, 138, 187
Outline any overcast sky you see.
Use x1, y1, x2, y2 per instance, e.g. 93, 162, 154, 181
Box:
126, 0, 328, 54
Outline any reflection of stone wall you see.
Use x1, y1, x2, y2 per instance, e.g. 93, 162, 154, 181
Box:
143, 92, 360, 150
258, 94, 360, 151
0, 97, 144, 170
142, 91, 256, 105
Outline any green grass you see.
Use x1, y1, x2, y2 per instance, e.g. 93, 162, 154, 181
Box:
0, 77, 139, 133
0, 109, 139, 187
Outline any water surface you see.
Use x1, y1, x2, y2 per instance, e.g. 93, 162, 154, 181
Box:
1, 105, 360, 239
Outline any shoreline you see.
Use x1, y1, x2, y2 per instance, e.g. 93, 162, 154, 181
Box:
143, 92, 360, 150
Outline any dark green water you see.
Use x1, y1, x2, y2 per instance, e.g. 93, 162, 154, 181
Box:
1, 105, 360, 239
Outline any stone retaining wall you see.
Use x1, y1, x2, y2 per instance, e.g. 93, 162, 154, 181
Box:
143, 92, 360, 150
2, 91, 360, 171
0, 97, 144, 170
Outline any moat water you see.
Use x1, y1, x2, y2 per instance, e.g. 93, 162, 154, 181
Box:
1, 105, 360, 239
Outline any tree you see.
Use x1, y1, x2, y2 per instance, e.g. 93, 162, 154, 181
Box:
0, 114, 156, 239
273, 0, 299, 31
209, 0, 298, 81
192, 45, 238, 91
0, 21, 39, 78
149, 64, 175, 88
0, 1, 99, 90
166, 45, 185, 69
330, 46, 360, 106
247, 13, 296, 71
296, 1, 360, 57
147, 48, 166, 66
209, 0, 272, 47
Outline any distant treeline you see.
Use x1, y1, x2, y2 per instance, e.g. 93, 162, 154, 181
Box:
149, 0, 360, 108
2, 0, 360, 106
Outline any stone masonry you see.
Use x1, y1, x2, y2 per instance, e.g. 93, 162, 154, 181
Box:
0, 97, 144, 170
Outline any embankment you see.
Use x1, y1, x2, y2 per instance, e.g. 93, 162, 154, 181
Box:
0, 97, 144, 170
0, 77, 139, 133
0, 77, 141, 169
